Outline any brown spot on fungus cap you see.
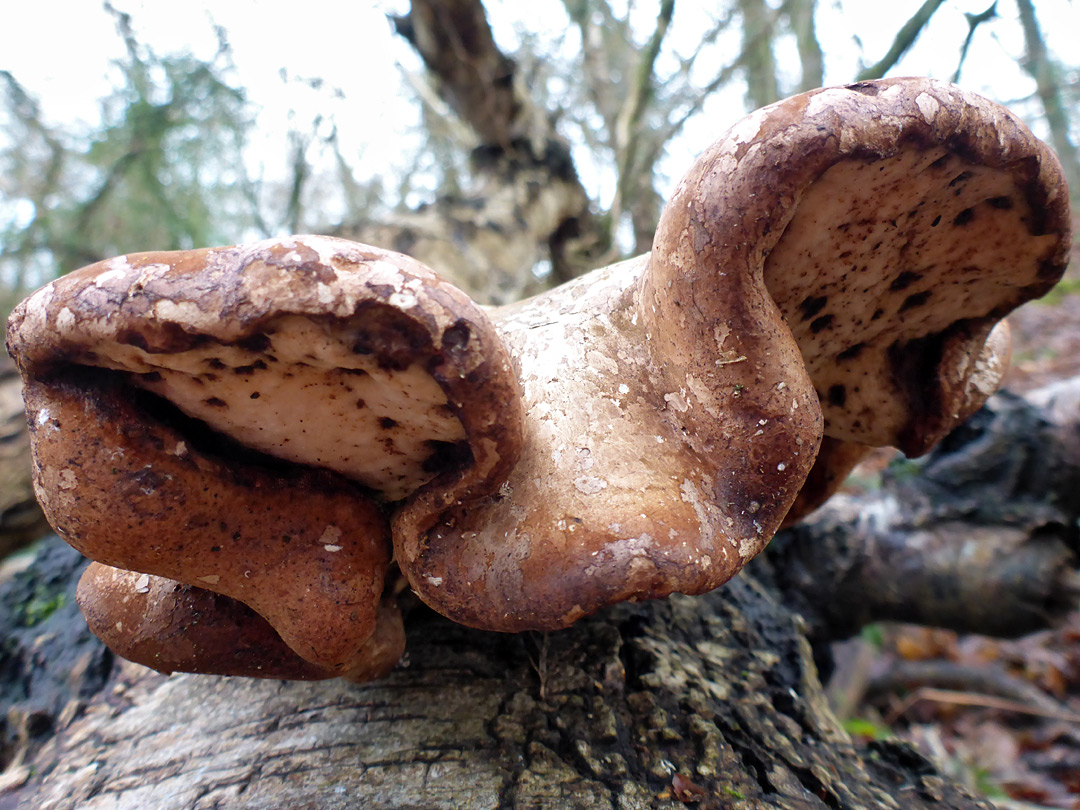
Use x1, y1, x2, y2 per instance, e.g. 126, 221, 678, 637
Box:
7, 236, 523, 676
394, 78, 1071, 632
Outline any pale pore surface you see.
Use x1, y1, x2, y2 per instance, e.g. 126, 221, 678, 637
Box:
764, 146, 1060, 445
95, 315, 465, 501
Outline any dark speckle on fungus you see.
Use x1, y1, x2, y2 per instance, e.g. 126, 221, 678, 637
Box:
845, 81, 881, 96
421, 439, 473, 475
798, 295, 828, 320
900, 291, 932, 312
889, 271, 921, 292
236, 334, 271, 353
233, 360, 268, 375
810, 314, 834, 334
442, 321, 471, 352
953, 207, 976, 226
836, 343, 866, 361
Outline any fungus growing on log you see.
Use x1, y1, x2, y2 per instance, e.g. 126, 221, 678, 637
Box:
7, 78, 1072, 679
9, 238, 523, 678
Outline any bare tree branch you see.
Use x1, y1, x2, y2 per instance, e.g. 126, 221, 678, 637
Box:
783, 0, 825, 92
609, 0, 675, 256
1015, 0, 1080, 194
952, 1, 998, 83
856, 0, 948, 81
739, 0, 780, 108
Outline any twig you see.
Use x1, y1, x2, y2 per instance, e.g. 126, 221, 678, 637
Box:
527, 632, 551, 701
885, 687, 1080, 725
857, 0, 948, 81
952, 2, 998, 83
868, 659, 1069, 718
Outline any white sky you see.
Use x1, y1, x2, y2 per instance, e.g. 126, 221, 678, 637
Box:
1, 0, 1077, 216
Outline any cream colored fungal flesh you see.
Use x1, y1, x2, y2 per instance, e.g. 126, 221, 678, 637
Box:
763, 146, 1059, 446
97, 315, 466, 501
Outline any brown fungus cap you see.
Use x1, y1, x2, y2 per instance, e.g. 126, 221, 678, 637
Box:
396, 78, 1071, 632
7, 235, 522, 675
77, 563, 404, 682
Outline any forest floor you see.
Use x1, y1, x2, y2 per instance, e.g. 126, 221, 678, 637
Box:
832, 222, 1080, 809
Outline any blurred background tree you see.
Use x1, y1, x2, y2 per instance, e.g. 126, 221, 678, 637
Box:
0, 6, 257, 312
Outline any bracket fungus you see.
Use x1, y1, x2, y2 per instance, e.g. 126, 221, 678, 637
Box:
10, 238, 522, 679
7, 78, 1073, 680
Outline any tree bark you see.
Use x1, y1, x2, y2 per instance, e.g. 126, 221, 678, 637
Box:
0, 354, 46, 558
768, 381, 1080, 644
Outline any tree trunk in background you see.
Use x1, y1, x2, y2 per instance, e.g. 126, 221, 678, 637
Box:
1015, 0, 1080, 196
333, 0, 601, 305
785, 0, 824, 93
739, 0, 781, 109
336, 152, 592, 306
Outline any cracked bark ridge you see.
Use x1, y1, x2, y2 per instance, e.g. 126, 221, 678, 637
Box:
4, 537, 992, 810
0, 354, 46, 556
766, 380, 1080, 642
